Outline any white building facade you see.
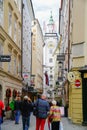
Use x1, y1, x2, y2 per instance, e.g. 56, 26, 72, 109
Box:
43, 13, 58, 99
23, 0, 35, 86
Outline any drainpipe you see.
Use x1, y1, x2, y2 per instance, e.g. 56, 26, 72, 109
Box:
21, 0, 23, 78
67, 0, 70, 107
68, 0, 70, 73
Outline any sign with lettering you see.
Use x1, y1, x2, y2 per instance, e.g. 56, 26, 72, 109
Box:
0, 55, 11, 62
57, 55, 65, 61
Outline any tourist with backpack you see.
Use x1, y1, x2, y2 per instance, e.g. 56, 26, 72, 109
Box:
33, 94, 50, 130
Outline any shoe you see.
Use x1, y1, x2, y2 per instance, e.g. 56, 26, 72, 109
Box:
15, 122, 19, 124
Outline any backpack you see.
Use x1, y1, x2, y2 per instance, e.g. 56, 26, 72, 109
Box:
33, 100, 39, 117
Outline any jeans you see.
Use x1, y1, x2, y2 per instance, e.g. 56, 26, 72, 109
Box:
15, 110, 20, 123
0, 117, 2, 130
22, 116, 30, 130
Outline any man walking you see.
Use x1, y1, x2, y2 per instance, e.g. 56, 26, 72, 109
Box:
34, 94, 50, 130
20, 95, 33, 130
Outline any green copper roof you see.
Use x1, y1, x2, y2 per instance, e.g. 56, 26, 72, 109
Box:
49, 11, 54, 25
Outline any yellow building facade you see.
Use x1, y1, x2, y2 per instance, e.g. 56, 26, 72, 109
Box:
31, 19, 44, 95
68, 0, 87, 125
0, 0, 22, 106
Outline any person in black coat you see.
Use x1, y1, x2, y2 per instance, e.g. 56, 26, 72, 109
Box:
20, 96, 33, 130
14, 97, 21, 124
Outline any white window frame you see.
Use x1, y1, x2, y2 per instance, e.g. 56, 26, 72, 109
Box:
0, 41, 3, 68
8, 7, 12, 37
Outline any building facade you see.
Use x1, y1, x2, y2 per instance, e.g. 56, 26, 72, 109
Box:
68, 0, 87, 125
59, 0, 87, 125
31, 19, 44, 95
43, 13, 58, 100
22, 0, 35, 86
0, 0, 22, 107
58, 0, 71, 116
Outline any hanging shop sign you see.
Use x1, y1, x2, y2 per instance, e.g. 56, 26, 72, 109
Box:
57, 54, 65, 61
68, 71, 75, 83
0, 55, 11, 62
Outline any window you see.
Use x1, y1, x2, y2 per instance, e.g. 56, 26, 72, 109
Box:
18, 57, 21, 76
14, 17, 17, 43
18, 25, 21, 48
50, 75, 53, 79
8, 7, 12, 37
0, 0, 3, 26
14, 0, 17, 4
17, 0, 21, 13
49, 58, 53, 63
49, 49, 53, 54
50, 85, 53, 88
14, 55, 17, 74
8, 50, 12, 72
0, 41, 3, 67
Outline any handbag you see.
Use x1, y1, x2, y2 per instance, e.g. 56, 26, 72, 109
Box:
33, 100, 39, 116
48, 114, 53, 122
33, 106, 38, 116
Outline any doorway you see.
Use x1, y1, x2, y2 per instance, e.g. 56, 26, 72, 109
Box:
82, 74, 87, 125
0, 84, 2, 100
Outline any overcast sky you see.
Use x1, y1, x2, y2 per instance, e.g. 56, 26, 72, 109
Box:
32, 0, 61, 31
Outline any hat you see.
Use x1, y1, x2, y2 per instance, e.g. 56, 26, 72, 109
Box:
24, 95, 28, 100
52, 100, 56, 105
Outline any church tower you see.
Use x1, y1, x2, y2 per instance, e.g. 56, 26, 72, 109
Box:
47, 11, 55, 33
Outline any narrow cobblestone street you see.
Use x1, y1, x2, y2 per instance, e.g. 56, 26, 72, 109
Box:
1, 114, 87, 130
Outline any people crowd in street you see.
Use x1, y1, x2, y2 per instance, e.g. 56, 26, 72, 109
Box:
0, 94, 62, 130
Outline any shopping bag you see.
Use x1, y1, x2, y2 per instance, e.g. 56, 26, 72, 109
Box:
59, 121, 63, 130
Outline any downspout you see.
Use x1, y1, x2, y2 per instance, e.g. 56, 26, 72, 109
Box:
21, 0, 23, 78
68, 0, 70, 73
67, 0, 70, 107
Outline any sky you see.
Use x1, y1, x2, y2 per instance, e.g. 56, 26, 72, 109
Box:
32, 0, 61, 32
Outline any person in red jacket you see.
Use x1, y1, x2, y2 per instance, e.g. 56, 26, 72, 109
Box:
0, 100, 5, 130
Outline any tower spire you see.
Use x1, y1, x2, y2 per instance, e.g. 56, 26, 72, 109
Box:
49, 11, 54, 25
47, 11, 55, 33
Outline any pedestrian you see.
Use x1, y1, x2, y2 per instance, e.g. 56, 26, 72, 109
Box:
49, 100, 61, 130
20, 95, 33, 130
34, 93, 50, 130
0, 100, 5, 130
14, 96, 21, 124
9, 99, 15, 120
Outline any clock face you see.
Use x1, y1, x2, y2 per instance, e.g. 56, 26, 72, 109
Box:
48, 44, 54, 48
68, 72, 75, 82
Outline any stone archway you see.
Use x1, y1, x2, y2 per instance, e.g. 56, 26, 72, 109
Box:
0, 84, 2, 100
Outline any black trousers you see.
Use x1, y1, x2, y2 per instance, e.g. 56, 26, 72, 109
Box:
51, 121, 60, 130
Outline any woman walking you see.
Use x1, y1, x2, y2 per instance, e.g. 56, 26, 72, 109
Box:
49, 100, 61, 130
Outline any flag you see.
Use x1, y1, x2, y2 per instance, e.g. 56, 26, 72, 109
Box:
45, 71, 49, 86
